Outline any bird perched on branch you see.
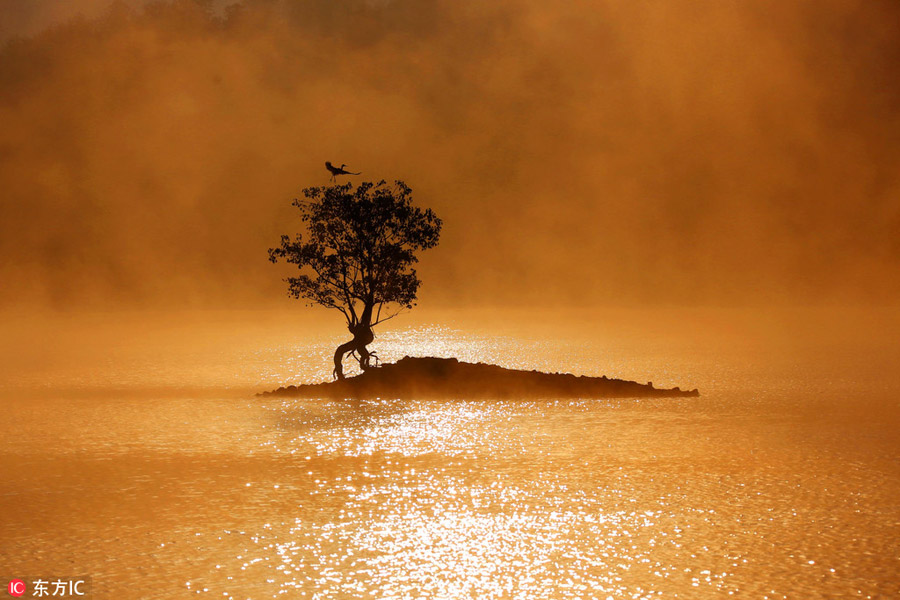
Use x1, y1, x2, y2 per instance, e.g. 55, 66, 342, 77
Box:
325, 161, 361, 181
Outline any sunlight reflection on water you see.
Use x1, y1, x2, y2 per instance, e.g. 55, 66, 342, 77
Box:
200, 397, 733, 599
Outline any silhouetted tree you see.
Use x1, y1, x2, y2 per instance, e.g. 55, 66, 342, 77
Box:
269, 181, 441, 379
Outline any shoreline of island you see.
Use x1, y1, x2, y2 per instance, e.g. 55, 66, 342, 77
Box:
262, 356, 699, 399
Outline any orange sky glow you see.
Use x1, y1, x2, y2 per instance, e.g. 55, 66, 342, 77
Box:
1, 0, 898, 309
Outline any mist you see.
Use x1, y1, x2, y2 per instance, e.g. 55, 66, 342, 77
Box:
1, 0, 898, 309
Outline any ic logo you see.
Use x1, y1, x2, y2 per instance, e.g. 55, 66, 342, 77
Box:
7, 579, 26, 597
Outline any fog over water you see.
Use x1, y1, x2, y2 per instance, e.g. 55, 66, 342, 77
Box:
1, 0, 899, 308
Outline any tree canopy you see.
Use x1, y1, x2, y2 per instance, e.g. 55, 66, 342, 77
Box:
269, 180, 441, 376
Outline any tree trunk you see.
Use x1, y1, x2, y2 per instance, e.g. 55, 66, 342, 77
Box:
333, 322, 375, 380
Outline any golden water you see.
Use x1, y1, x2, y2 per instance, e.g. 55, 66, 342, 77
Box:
1, 308, 898, 599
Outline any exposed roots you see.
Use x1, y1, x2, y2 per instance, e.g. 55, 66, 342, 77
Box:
333, 323, 376, 380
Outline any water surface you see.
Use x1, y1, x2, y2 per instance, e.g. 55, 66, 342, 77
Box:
1, 308, 898, 599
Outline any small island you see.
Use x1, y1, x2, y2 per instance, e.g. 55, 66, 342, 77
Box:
263, 356, 699, 399
267, 180, 696, 402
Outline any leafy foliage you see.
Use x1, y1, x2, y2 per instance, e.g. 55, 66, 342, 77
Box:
269, 180, 441, 327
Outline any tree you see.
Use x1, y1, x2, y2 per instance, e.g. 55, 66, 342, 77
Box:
269, 180, 442, 379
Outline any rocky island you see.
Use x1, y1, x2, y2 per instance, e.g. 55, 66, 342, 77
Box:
263, 356, 699, 399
